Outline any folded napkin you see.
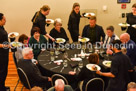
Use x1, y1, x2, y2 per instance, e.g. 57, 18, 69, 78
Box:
54, 60, 63, 63
71, 58, 82, 61
78, 53, 90, 57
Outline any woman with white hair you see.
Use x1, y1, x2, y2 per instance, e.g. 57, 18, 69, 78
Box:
49, 18, 69, 44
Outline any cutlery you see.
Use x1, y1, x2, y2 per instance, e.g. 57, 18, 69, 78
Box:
60, 67, 64, 72
50, 66, 60, 70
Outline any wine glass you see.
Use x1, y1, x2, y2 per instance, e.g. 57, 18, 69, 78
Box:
78, 60, 83, 68
50, 49, 54, 56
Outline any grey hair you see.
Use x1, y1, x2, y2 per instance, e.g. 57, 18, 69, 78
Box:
55, 79, 65, 87
22, 47, 33, 57
54, 18, 62, 26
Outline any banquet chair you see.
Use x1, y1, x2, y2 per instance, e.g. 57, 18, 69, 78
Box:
51, 74, 69, 86
12, 52, 20, 91
85, 78, 104, 91
17, 67, 32, 91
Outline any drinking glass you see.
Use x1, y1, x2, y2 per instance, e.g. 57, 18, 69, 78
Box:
50, 49, 54, 56
50, 56, 55, 62
78, 60, 83, 68
63, 60, 68, 67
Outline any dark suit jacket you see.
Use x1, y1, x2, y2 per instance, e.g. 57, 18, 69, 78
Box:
82, 24, 105, 43
18, 59, 49, 88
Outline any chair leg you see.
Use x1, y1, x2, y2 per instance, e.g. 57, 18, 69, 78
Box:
14, 79, 20, 91
21, 86, 24, 91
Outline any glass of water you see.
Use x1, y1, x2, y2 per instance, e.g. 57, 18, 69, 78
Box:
50, 56, 55, 62
78, 60, 83, 68
63, 60, 68, 67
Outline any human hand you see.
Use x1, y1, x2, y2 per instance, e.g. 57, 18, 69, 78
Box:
106, 49, 113, 55
69, 71, 76, 75
48, 77, 52, 81
96, 70, 101, 75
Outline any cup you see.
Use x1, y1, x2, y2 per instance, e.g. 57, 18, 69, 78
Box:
63, 60, 68, 67
78, 61, 83, 68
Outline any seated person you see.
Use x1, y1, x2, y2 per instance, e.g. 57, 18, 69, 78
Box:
15, 34, 28, 62
82, 16, 105, 44
69, 53, 102, 91
47, 79, 74, 91
120, 33, 136, 66
127, 82, 136, 91
31, 86, 43, 91
49, 18, 69, 44
29, 27, 47, 59
103, 26, 119, 48
18, 47, 51, 89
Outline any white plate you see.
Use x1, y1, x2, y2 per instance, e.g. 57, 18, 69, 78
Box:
118, 23, 130, 27
132, 24, 136, 28
8, 32, 19, 38
103, 60, 112, 68
86, 64, 101, 71
84, 13, 95, 17
46, 19, 54, 24
10, 42, 23, 47
56, 38, 66, 43
79, 37, 90, 42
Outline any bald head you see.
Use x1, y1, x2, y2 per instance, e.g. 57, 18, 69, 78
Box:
120, 33, 130, 43
55, 79, 65, 91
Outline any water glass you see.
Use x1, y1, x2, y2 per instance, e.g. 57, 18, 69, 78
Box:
55, 48, 59, 55
63, 60, 68, 67
50, 49, 54, 56
78, 61, 83, 68
50, 56, 55, 62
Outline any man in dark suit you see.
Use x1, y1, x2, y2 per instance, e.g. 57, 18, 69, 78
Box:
18, 47, 51, 89
82, 16, 105, 44
120, 33, 136, 66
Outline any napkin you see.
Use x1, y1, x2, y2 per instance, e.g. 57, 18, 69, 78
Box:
71, 58, 82, 61
54, 60, 63, 63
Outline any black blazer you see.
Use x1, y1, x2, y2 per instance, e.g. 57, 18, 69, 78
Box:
82, 24, 105, 43
18, 59, 48, 88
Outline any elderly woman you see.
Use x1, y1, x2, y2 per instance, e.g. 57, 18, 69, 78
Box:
69, 53, 102, 91
49, 18, 69, 44
29, 27, 47, 59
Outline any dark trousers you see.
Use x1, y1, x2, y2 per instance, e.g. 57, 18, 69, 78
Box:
69, 30, 79, 42
0, 54, 9, 91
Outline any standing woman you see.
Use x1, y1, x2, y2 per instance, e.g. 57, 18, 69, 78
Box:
0, 13, 10, 91
68, 2, 81, 42
126, 3, 136, 43
31, 5, 55, 41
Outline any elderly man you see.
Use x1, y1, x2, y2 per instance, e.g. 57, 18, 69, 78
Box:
47, 79, 73, 91
120, 33, 136, 66
18, 47, 51, 89
103, 26, 119, 48
82, 16, 105, 44
127, 82, 136, 91
97, 40, 133, 91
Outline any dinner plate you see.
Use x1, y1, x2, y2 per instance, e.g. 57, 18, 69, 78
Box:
86, 64, 101, 71
84, 13, 95, 17
8, 32, 19, 38
10, 42, 23, 47
79, 37, 90, 42
118, 23, 130, 27
46, 19, 54, 24
56, 38, 66, 43
132, 24, 136, 29
103, 60, 112, 68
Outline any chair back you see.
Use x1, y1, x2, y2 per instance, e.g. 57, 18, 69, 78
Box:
51, 74, 68, 86
17, 67, 32, 89
85, 78, 104, 91
13, 52, 18, 68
